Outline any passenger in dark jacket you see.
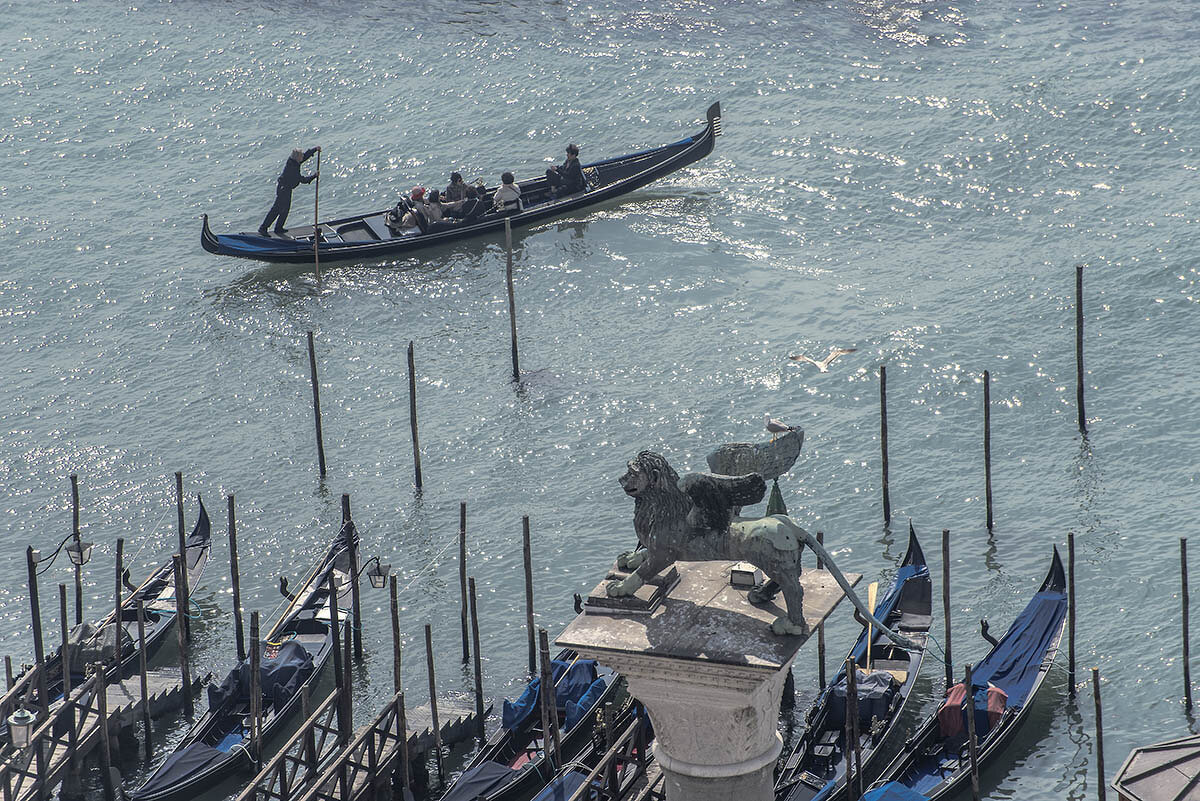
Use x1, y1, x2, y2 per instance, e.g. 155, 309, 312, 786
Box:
259, 146, 320, 236
545, 144, 585, 198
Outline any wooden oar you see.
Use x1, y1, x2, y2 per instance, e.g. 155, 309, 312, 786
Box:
313, 148, 321, 281
865, 581, 879, 671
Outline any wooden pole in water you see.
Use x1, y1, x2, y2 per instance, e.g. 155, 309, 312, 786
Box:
1069, 533, 1078, 700
880, 365, 891, 525
136, 597, 152, 760
816, 532, 827, 690
965, 662, 980, 801
1184, 538, 1193, 711
249, 612, 262, 770
70, 474, 83, 626
313, 149, 321, 282
983, 370, 994, 531
172, 555, 194, 717
94, 665, 115, 801
469, 576, 485, 739
424, 624, 444, 781
60, 585, 80, 795
504, 217, 520, 382
397, 693, 412, 795
538, 628, 561, 771
328, 571, 349, 745
4, 656, 12, 691
407, 340, 423, 491
113, 538, 124, 666
844, 658, 859, 801
175, 472, 190, 642
307, 331, 328, 480
1076, 264, 1087, 435
459, 502, 469, 664
228, 495, 245, 662
389, 575, 402, 694
523, 516, 536, 676
25, 546, 48, 715
1093, 667, 1107, 801
59, 585, 71, 701
344, 495, 363, 661
943, 529, 953, 689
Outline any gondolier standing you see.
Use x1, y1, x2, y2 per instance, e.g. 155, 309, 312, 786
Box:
258, 146, 320, 236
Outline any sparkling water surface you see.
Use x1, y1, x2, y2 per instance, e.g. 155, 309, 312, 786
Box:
1, 1, 1197, 799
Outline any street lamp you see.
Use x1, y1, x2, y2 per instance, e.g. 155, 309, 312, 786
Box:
7, 707, 36, 749
366, 559, 391, 589
66, 536, 93, 567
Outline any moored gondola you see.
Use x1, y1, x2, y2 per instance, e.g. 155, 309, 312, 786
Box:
865, 546, 1068, 800
130, 521, 359, 801
774, 524, 933, 801
201, 103, 721, 265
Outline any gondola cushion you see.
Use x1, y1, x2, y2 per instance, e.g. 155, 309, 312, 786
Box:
861, 782, 929, 800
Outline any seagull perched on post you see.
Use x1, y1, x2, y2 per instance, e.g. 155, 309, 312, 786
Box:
765, 414, 798, 442
789, 346, 858, 372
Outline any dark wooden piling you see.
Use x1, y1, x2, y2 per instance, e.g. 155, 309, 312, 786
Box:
70, 473, 83, 625
523, 516, 536, 675
249, 612, 262, 769
407, 340, 423, 491
1184, 538, 1192, 711
469, 576, 485, 739
342, 597, 353, 719
983, 370, 993, 531
136, 597, 153, 759
880, 365, 891, 525
424, 624, 444, 780
1093, 667, 1107, 801
459, 502, 469, 664
5, 655, 12, 690
1076, 264, 1087, 435
95, 664, 115, 801
817, 532, 827, 690
943, 529, 953, 689
390, 575, 402, 693
398, 693, 412, 795
965, 662, 980, 801
228, 495, 246, 662
60, 586, 80, 795
113, 538, 124, 660
1069, 532, 1077, 699
844, 659, 860, 801
504, 217, 520, 382
344, 495, 363, 661
58, 585, 72, 700
172, 555, 194, 717
307, 331, 328, 479
328, 572, 350, 745
25, 546, 48, 715
175, 472, 191, 642
538, 629, 561, 771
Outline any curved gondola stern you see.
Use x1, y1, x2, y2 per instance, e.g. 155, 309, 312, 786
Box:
188, 494, 213, 549
1043, 545, 1066, 593
200, 214, 221, 254
902, 520, 927, 570
706, 101, 722, 137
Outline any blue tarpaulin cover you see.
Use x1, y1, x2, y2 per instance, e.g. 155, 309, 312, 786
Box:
531, 770, 592, 801
441, 762, 522, 801
862, 782, 929, 800
207, 640, 315, 713
501, 659, 598, 731
129, 742, 232, 800
969, 590, 1067, 706
564, 677, 609, 731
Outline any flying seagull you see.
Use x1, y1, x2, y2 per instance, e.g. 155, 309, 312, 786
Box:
789, 346, 858, 372
765, 414, 798, 441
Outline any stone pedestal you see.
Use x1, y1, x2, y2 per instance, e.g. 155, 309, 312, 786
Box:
557, 560, 858, 801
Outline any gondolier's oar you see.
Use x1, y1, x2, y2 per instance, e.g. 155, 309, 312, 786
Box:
313, 149, 321, 281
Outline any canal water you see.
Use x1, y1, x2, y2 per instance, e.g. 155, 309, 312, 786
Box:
1, 1, 1196, 798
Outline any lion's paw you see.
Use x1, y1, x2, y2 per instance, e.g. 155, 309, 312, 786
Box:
616, 550, 647, 571
771, 616, 810, 637
606, 574, 645, 598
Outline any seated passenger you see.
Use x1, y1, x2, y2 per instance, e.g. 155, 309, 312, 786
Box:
425, 189, 447, 222
492, 172, 523, 212
546, 144, 585, 198
444, 172, 468, 203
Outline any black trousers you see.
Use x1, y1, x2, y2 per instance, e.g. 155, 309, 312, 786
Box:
546, 168, 582, 195
261, 186, 293, 232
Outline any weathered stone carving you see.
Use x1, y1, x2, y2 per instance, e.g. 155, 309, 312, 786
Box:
607, 451, 811, 636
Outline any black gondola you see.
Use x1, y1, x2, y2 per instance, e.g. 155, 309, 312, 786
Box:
774, 525, 932, 801
440, 652, 623, 801
201, 103, 721, 265
866, 546, 1068, 800
130, 521, 359, 801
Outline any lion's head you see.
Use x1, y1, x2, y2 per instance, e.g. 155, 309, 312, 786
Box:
619, 451, 680, 498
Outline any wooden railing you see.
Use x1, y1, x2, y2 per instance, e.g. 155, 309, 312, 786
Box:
237, 688, 344, 801
296, 691, 410, 801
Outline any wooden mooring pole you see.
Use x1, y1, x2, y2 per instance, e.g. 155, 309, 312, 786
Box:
424, 624, 444, 781
538, 629, 561, 772
816, 532, 827, 690
113, 538, 124, 661
1076, 264, 1087, 435
95, 664, 115, 801
943, 529, 953, 689
137, 597, 153, 759
983, 370, 993, 531
880, 365, 891, 525
172, 555, 194, 717
407, 340, 423, 491
844, 658, 860, 801
469, 576, 485, 739
1069, 533, 1078, 700
504, 217, 520, 382
389, 574, 402, 693
313, 150, 322, 282
60, 587, 81, 798
1184, 538, 1193, 711
397, 693, 412, 798
523, 515, 536, 675
249, 612, 262, 770
229, 495, 246, 662
70, 473, 83, 625
175, 472, 190, 642
328, 571, 350, 746
1094, 667, 1107, 801
25, 546, 48, 715
307, 331, 328, 479
344, 494, 363, 661
460, 502, 470, 664
965, 662, 980, 801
